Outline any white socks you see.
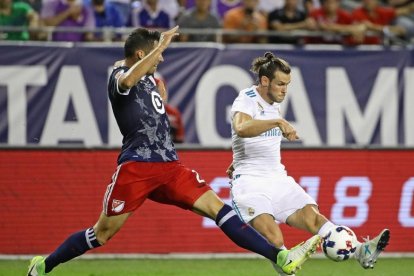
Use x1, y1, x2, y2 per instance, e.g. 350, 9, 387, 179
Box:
317, 221, 336, 238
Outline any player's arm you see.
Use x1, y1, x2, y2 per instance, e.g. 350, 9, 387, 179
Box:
233, 111, 299, 140
118, 26, 179, 90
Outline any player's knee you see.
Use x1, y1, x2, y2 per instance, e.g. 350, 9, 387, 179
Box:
193, 191, 224, 219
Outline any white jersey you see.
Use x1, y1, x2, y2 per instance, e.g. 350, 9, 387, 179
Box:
231, 86, 286, 176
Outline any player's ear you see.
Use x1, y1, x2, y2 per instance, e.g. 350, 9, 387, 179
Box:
260, 76, 269, 87
136, 50, 146, 60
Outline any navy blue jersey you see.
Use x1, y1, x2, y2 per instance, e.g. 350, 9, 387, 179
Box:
108, 66, 178, 164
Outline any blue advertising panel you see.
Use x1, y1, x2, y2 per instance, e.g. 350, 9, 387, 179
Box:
1, 43, 413, 147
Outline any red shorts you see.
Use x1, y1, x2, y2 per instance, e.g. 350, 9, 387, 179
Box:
103, 161, 211, 216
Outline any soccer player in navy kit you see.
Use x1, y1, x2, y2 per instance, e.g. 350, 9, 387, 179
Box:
27, 26, 320, 276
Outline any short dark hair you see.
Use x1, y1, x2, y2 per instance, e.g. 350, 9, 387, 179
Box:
124, 28, 161, 58
251, 52, 291, 82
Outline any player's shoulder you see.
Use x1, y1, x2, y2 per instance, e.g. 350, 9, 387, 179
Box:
111, 65, 128, 79
237, 86, 259, 101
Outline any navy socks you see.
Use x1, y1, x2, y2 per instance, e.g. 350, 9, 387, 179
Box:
215, 204, 281, 261
45, 227, 101, 273
44, 206, 281, 273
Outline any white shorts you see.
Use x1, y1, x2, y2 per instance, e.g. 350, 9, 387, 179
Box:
231, 174, 317, 224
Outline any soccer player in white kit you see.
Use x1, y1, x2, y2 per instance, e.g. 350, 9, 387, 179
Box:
228, 52, 390, 275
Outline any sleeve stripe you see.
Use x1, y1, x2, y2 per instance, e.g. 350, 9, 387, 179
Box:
115, 70, 130, 96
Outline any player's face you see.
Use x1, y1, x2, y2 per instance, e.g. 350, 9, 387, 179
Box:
147, 40, 164, 74
267, 71, 291, 103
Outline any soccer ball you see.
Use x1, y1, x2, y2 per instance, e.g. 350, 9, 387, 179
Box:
322, 225, 358, 262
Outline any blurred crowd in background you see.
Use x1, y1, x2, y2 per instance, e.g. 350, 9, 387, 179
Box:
1, 0, 414, 45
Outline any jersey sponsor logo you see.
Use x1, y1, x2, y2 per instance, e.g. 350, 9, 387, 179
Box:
112, 199, 125, 213
261, 127, 282, 137
151, 91, 165, 114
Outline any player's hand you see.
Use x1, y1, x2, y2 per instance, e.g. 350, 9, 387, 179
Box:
158, 26, 179, 52
226, 162, 234, 179
277, 119, 299, 141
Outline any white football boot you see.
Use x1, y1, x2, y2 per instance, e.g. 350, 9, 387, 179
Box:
355, 229, 390, 269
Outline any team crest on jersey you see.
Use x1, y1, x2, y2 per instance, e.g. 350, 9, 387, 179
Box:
151, 91, 165, 114
112, 199, 125, 213
257, 102, 264, 115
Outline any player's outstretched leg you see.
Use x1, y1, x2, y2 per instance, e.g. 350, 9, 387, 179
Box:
276, 235, 321, 275
27, 227, 101, 276
216, 205, 318, 275
354, 229, 390, 269
215, 204, 282, 261
27, 212, 129, 275
195, 192, 319, 275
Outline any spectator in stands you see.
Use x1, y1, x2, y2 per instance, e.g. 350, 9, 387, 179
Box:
0, 0, 39, 40
258, 0, 284, 15
223, 0, 267, 43
131, 0, 170, 28
304, 0, 320, 13
352, 0, 414, 44
107, 0, 129, 26
41, 0, 94, 41
90, 0, 123, 41
19, 0, 42, 12
160, 0, 183, 21
212, 0, 242, 19
177, 0, 220, 42
268, 0, 317, 44
309, 0, 366, 45
387, 0, 414, 32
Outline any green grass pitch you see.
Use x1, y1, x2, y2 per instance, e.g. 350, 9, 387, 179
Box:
1, 258, 412, 276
